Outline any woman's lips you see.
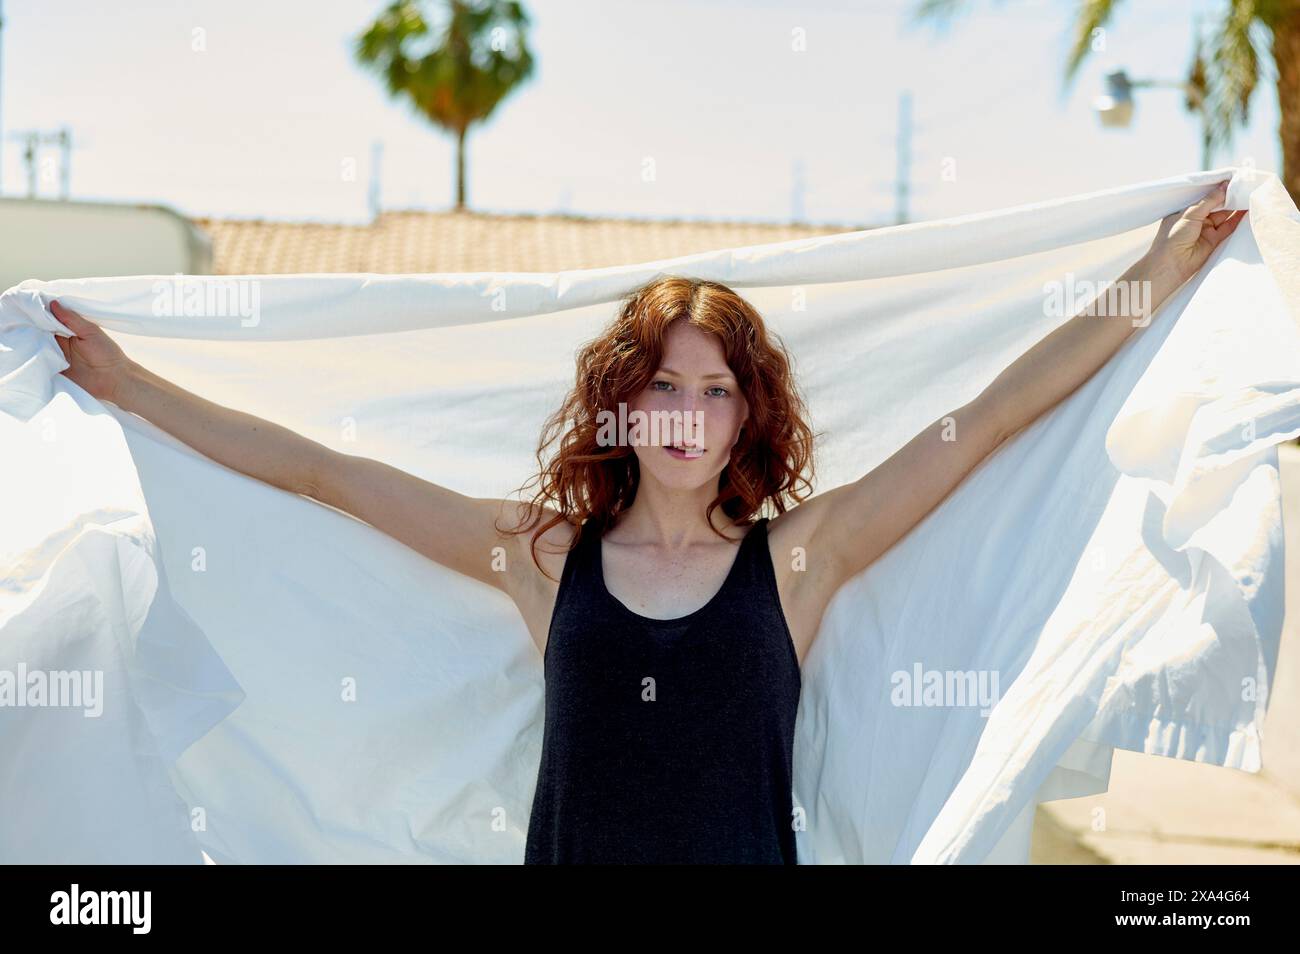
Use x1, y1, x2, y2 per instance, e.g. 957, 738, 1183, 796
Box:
665, 445, 706, 460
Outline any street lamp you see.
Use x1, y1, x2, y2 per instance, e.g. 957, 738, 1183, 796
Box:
1093, 68, 1211, 170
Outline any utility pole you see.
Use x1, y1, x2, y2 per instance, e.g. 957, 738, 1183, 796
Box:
790, 157, 805, 223
894, 90, 912, 225
368, 139, 383, 220
20, 127, 71, 198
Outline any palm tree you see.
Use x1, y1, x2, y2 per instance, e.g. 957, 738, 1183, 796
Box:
356, 0, 536, 211
912, 0, 1300, 204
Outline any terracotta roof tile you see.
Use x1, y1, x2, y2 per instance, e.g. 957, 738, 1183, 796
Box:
189, 208, 877, 275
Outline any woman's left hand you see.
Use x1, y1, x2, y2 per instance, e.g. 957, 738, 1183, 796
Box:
1144, 181, 1247, 286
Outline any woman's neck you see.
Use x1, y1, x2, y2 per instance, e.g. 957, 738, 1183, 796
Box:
612, 478, 742, 547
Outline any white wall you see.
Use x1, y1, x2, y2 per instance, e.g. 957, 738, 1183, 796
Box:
0, 198, 212, 291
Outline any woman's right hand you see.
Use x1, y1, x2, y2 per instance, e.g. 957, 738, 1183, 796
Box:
50, 300, 134, 405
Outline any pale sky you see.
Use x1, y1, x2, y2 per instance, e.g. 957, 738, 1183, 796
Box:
2, 0, 1283, 226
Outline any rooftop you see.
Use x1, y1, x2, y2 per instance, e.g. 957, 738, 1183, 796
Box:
190, 208, 877, 274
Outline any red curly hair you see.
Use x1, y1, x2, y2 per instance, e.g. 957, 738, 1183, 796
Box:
500, 275, 818, 580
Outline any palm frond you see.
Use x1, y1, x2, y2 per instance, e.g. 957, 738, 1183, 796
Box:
909, 0, 970, 27
1202, 0, 1265, 151
353, 0, 535, 134
1063, 0, 1124, 84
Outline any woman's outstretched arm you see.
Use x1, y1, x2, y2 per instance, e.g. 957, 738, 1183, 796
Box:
49, 301, 561, 597
52, 301, 327, 499
780, 183, 1246, 591
971, 184, 1245, 449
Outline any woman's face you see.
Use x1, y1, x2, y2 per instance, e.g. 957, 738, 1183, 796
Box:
625, 319, 748, 491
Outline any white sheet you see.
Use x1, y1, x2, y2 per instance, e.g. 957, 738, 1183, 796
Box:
2, 166, 1297, 864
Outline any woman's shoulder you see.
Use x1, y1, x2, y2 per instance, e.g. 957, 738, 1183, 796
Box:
494, 500, 583, 569
762, 502, 821, 560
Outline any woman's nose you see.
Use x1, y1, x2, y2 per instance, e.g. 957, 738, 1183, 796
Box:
679, 407, 705, 446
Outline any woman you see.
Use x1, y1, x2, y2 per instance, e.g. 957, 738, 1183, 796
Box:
50, 185, 1243, 865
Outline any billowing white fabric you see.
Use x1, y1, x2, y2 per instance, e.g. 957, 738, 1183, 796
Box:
2, 166, 1297, 864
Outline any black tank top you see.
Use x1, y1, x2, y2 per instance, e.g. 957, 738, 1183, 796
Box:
524, 516, 802, 864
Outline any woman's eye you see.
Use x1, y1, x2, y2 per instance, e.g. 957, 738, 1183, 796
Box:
649, 380, 728, 396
